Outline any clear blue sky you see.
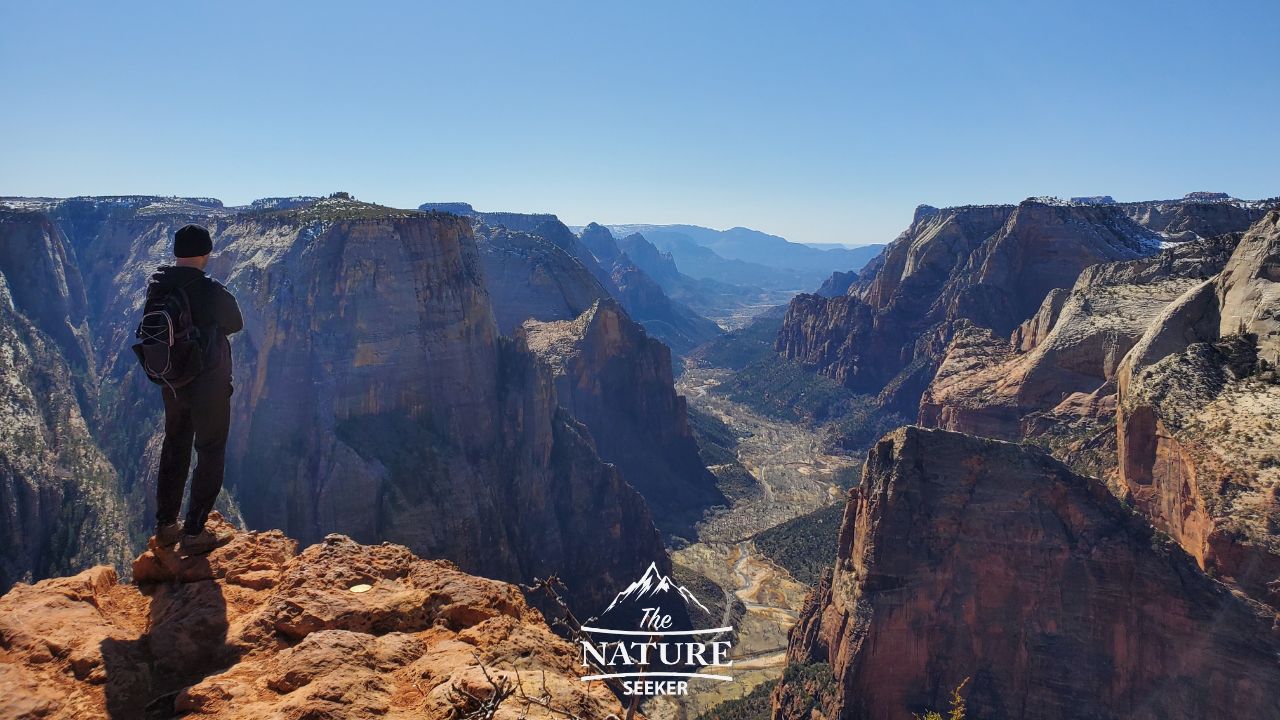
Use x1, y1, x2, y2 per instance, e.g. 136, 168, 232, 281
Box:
3, 1, 1277, 245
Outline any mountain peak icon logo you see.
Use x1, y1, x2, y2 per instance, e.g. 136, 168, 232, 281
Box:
602, 561, 711, 616
580, 560, 735, 697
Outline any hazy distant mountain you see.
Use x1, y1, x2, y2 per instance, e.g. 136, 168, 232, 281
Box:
607, 223, 884, 278
422, 204, 720, 353
600, 229, 801, 327
631, 229, 808, 289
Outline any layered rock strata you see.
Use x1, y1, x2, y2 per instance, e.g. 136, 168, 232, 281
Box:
523, 300, 724, 540
775, 427, 1280, 720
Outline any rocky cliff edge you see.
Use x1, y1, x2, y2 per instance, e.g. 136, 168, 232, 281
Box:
0, 514, 628, 720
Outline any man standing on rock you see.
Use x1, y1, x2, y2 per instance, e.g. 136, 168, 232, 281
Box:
139, 224, 243, 556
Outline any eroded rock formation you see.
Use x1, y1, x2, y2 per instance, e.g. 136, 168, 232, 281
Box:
575, 223, 721, 354
523, 300, 724, 540
774, 427, 1280, 720
776, 196, 1277, 414
441, 209, 719, 354
0, 207, 131, 590
475, 223, 611, 334
0, 514, 627, 719
918, 233, 1242, 480
1116, 209, 1280, 607
0, 196, 668, 614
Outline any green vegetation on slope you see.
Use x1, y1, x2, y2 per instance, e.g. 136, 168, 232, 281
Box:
691, 307, 906, 453
687, 406, 759, 503
687, 405, 739, 466
335, 410, 452, 509
690, 308, 784, 371
719, 358, 908, 453
670, 563, 746, 636
697, 679, 778, 720
696, 663, 844, 720
754, 502, 846, 586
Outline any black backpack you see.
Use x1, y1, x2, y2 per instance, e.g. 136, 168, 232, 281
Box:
132, 279, 204, 389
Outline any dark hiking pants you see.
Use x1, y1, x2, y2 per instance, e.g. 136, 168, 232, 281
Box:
155, 366, 232, 534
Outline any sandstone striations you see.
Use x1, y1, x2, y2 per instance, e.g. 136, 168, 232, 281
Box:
522, 300, 725, 540
775, 427, 1280, 720
918, 234, 1242, 479
0, 515, 629, 719
776, 196, 1277, 416
1116, 209, 1280, 607
0, 206, 131, 590
0, 196, 668, 615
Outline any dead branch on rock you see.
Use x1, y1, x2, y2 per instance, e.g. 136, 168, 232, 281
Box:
521, 576, 633, 720
453, 653, 624, 720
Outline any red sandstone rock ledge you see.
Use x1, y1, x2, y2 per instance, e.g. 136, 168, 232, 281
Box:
0, 514, 628, 719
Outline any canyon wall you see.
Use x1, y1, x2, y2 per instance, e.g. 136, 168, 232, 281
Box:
523, 299, 725, 541
0, 208, 130, 589
0, 197, 670, 613
1116, 209, 1280, 607
775, 427, 1280, 720
776, 196, 1275, 415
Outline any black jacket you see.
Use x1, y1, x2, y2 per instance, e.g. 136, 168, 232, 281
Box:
146, 265, 243, 375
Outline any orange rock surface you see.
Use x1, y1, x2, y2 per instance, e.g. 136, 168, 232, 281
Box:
0, 514, 627, 719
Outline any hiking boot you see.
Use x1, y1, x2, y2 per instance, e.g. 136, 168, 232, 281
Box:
178, 526, 234, 557
154, 522, 182, 548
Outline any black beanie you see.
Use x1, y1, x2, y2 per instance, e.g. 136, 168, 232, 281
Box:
174, 224, 213, 258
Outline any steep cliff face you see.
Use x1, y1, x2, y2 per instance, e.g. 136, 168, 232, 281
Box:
1118, 193, 1277, 243
0, 516, 628, 719
918, 234, 1241, 479
774, 203, 1013, 409
576, 223, 722, 354
611, 230, 776, 329
775, 427, 1280, 720
469, 214, 720, 354
0, 271, 132, 592
202, 205, 663, 612
776, 196, 1275, 416
814, 270, 856, 298
522, 300, 725, 540
1116, 210, 1280, 607
475, 222, 612, 334
0, 206, 131, 590
615, 232, 681, 285
1, 196, 669, 613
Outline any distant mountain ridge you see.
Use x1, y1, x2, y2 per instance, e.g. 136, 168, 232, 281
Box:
422, 202, 721, 353
605, 223, 883, 275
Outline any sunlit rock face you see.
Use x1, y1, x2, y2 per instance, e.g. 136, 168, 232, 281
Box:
1116, 209, 1280, 608
776, 196, 1277, 414
0, 518, 630, 719
918, 232, 1241, 480
775, 427, 1280, 720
